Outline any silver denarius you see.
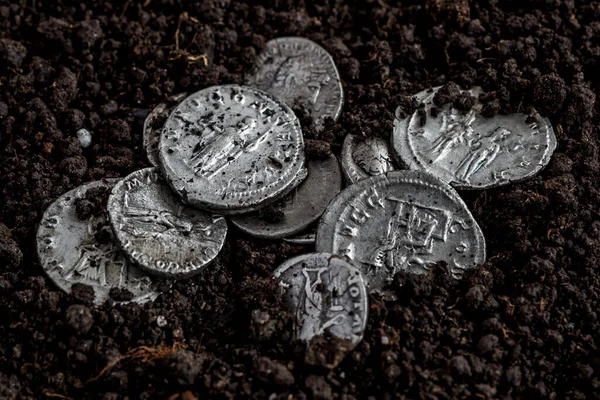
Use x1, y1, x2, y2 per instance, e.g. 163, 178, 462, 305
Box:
36, 179, 163, 304
341, 134, 397, 184
230, 154, 342, 239
245, 37, 344, 130
159, 85, 307, 214
107, 168, 227, 279
392, 86, 557, 189
316, 170, 486, 293
274, 253, 368, 347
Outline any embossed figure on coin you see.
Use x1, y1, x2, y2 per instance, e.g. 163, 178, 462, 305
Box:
393, 87, 557, 189
341, 134, 397, 184
274, 253, 368, 347
36, 180, 163, 304
246, 37, 344, 129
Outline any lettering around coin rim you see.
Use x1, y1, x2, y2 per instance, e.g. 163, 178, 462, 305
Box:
107, 168, 228, 279
341, 134, 397, 184
316, 170, 487, 293
274, 253, 368, 348
158, 84, 307, 214
36, 179, 164, 305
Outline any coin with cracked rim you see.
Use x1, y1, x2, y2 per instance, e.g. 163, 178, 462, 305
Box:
159, 85, 307, 214
274, 253, 368, 347
36, 179, 164, 304
341, 134, 397, 184
392, 86, 557, 189
245, 37, 344, 130
316, 170, 486, 293
107, 168, 228, 279
230, 154, 342, 239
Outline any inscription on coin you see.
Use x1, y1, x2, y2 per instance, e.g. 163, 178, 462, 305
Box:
246, 37, 344, 129
392, 87, 557, 189
107, 168, 228, 279
274, 253, 368, 347
341, 134, 397, 184
159, 85, 307, 213
36, 180, 163, 304
317, 171, 486, 293
231, 154, 342, 239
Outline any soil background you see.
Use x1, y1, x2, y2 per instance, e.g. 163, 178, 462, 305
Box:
1, 0, 600, 399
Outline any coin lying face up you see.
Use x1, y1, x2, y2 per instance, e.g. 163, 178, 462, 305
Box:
107, 168, 228, 279
246, 37, 344, 130
317, 170, 486, 293
159, 85, 307, 214
230, 154, 342, 239
36, 180, 164, 304
274, 253, 368, 348
341, 134, 397, 184
392, 86, 557, 189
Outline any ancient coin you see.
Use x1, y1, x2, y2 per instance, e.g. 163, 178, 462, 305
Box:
274, 253, 368, 347
283, 226, 317, 246
230, 154, 342, 239
143, 92, 188, 167
159, 85, 307, 214
36, 179, 164, 305
392, 86, 557, 189
341, 134, 397, 184
245, 37, 344, 130
316, 170, 486, 293
107, 168, 228, 279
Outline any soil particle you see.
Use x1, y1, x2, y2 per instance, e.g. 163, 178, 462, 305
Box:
159, 349, 203, 386
66, 304, 94, 335
0, 38, 27, 69
0, 223, 22, 270
256, 357, 295, 387
305, 139, 332, 159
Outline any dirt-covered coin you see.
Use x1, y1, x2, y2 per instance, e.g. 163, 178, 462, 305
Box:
341, 134, 397, 184
107, 168, 227, 279
230, 154, 342, 239
392, 86, 557, 189
246, 37, 344, 130
36, 179, 164, 304
274, 253, 368, 347
159, 85, 307, 214
143, 92, 187, 167
316, 170, 486, 293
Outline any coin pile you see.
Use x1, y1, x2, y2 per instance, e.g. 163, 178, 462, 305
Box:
36, 37, 557, 349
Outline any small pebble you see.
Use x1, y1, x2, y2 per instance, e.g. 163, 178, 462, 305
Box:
77, 128, 92, 148
156, 315, 167, 327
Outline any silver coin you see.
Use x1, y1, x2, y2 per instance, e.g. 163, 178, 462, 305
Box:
341, 134, 397, 184
392, 86, 557, 189
230, 154, 342, 239
36, 179, 163, 304
245, 37, 344, 130
107, 168, 227, 279
159, 85, 307, 214
274, 253, 368, 347
316, 170, 486, 293
143, 92, 188, 167
283, 227, 317, 246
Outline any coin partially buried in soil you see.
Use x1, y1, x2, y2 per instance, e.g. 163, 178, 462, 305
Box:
231, 154, 342, 239
274, 253, 368, 348
36, 179, 164, 304
107, 168, 228, 279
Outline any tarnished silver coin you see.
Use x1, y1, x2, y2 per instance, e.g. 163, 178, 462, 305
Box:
230, 154, 342, 239
143, 92, 188, 167
245, 37, 344, 130
107, 168, 227, 279
159, 85, 307, 214
36, 180, 163, 304
316, 170, 486, 293
283, 227, 317, 246
341, 134, 397, 184
274, 253, 368, 347
392, 86, 557, 189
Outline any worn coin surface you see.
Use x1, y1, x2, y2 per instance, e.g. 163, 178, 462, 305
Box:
316, 170, 486, 293
274, 253, 368, 347
230, 154, 342, 239
392, 86, 557, 189
341, 134, 397, 184
283, 226, 317, 246
36, 179, 163, 304
107, 168, 228, 279
159, 85, 307, 213
143, 92, 188, 167
245, 37, 344, 130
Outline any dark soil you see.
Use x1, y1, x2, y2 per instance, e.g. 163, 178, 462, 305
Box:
1, 0, 600, 399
